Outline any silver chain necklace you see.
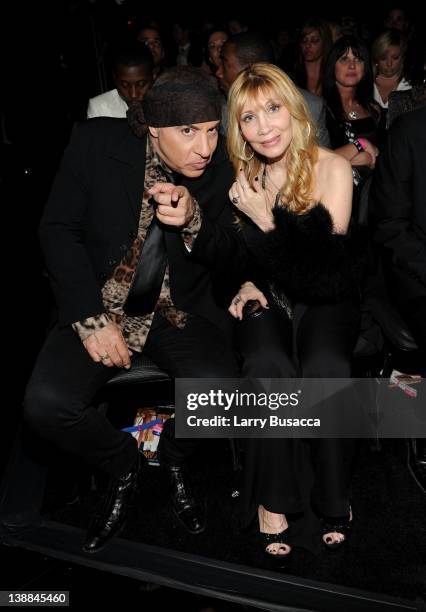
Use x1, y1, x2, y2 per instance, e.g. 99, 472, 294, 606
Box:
263, 167, 282, 192
262, 167, 282, 207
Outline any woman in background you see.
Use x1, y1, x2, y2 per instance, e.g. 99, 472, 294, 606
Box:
372, 29, 411, 112
293, 18, 332, 96
323, 35, 382, 211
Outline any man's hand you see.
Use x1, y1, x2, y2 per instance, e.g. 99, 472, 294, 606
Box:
83, 322, 132, 369
148, 183, 195, 227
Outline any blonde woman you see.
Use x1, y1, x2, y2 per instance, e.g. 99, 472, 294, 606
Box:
372, 29, 411, 110
226, 63, 363, 561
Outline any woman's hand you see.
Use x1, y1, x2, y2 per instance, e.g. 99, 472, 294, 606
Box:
337, 139, 379, 169
351, 139, 379, 169
228, 281, 269, 320
361, 139, 379, 167
229, 170, 275, 232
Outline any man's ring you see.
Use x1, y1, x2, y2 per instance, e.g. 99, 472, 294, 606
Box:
233, 295, 242, 305
100, 353, 109, 361
232, 196, 239, 204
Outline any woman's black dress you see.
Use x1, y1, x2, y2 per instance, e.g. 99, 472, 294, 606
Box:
236, 203, 364, 552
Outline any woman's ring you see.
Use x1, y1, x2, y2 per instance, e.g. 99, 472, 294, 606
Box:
100, 353, 109, 361
232, 196, 239, 204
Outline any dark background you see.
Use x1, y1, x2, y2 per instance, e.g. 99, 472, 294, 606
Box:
1, 3, 425, 609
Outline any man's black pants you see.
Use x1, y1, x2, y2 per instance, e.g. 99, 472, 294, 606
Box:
23, 313, 239, 479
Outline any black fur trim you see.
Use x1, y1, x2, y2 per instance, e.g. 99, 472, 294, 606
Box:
250, 203, 366, 305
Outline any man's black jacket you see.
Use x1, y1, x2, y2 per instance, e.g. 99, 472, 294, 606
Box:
39, 118, 244, 334
370, 106, 426, 300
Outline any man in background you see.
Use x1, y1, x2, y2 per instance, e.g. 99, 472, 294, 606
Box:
87, 43, 153, 118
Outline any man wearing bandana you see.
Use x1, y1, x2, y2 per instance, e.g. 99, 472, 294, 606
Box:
22, 67, 241, 553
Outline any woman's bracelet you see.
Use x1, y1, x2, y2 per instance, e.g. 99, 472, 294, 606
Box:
352, 138, 365, 153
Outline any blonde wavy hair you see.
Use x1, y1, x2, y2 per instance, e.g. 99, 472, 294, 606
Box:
227, 63, 318, 213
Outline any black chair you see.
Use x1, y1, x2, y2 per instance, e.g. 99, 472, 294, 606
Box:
358, 173, 419, 373
351, 175, 385, 375
103, 354, 172, 389
96, 355, 243, 474
352, 174, 419, 374
364, 264, 419, 375
95, 353, 173, 424
363, 172, 423, 481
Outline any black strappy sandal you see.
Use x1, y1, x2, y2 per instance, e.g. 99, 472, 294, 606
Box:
320, 509, 353, 550
261, 529, 292, 565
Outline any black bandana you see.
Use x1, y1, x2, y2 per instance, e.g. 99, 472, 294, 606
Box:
127, 66, 222, 136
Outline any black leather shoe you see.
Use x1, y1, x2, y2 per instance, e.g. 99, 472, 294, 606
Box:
165, 464, 205, 534
408, 438, 426, 494
83, 454, 142, 553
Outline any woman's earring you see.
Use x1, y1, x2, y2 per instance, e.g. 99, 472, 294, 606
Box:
243, 141, 254, 161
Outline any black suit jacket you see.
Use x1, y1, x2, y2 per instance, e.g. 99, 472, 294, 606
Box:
39, 118, 243, 334
370, 106, 426, 302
